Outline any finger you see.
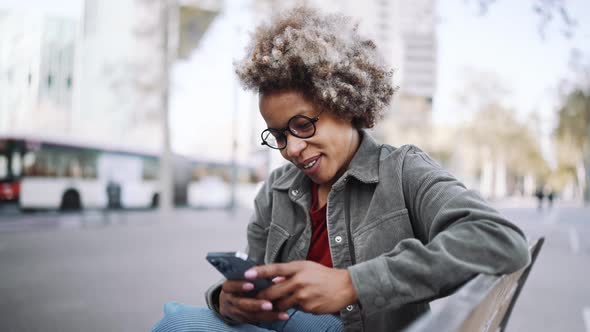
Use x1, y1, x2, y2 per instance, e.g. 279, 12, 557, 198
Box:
226, 298, 289, 323
222, 280, 255, 294
245, 261, 302, 280
220, 290, 236, 308
226, 308, 251, 324
256, 279, 298, 302
219, 292, 239, 319
272, 276, 286, 283
232, 294, 275, 313
275, 293, 299, 312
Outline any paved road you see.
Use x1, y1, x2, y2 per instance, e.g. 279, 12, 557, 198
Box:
0, 209, 253, 332
0, 204, 588, 332
497, 205, 590, 332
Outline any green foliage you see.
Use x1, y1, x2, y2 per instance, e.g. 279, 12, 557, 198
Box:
464, 104, 549, 178
554, 89, 590, 150
553, 89, 590, 194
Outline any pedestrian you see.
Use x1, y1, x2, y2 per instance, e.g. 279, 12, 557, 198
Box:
547, 189, 555, 209
151, 7, 530, 332
535, 186, 545, 211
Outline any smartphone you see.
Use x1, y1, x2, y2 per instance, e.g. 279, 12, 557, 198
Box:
206, 251, 272, 297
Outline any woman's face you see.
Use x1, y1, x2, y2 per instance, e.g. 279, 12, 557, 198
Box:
259, 90, 359, 186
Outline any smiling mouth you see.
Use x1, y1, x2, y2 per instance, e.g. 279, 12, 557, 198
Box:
303, 159, 318, 169
297, 155, 321, 170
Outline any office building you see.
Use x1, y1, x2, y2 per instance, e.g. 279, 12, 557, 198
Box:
0, 11, 77, 135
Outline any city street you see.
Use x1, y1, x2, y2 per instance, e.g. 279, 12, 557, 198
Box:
1, 0, 589, 331
0, 203, 588, 332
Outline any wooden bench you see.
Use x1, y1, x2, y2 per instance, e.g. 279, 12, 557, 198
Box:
404, 237, 545, 332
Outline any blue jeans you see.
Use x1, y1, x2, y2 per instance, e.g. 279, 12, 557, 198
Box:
151, 302, 343, 332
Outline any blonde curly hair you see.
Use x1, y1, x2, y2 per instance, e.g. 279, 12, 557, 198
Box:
235, 6, 395, 128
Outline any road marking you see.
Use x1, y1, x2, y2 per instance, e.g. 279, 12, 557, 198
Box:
583, 307, 590, 332
568, 227, 580, 254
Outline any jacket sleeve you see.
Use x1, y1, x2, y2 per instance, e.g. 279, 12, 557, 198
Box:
348, 145, 531, 317
204, 169, 276, 323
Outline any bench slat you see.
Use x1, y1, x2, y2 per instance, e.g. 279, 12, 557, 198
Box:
404, 237, 545, 332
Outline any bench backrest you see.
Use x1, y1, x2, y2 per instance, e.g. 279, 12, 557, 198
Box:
404, 237, 545, 332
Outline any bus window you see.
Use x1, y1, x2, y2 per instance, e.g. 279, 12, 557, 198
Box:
80, 152, 97, 179
142, 157, 158, 180
11, 152, 22, 177
24, 148, 46, 177
44, 146, 76, 178
28, 150, 54, 177
55, 149, 69, 177
0, 142, 7, 179
68, 158, 82, 178
35, 154, 49, 177
82, 164, 97, 179
22, 152, 37, 176
0, 155, 7, 179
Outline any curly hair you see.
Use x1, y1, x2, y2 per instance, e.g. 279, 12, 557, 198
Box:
234, 6, 396, 128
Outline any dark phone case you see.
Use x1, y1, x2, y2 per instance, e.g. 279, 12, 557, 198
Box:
206, 252, 272, 297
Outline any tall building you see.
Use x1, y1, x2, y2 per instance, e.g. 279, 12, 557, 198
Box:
395, 0, 437, 122
0, 11, 77, 135
75, 0, 164, 149
75, 0, 221, 151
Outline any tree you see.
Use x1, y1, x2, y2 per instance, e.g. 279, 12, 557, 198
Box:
553, 89, 590, 201
555, 90, 590, 148
455, 70, 549, 197
465, 103, 549, 178
467, 0, 577, 40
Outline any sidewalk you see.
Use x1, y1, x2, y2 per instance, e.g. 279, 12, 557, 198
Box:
488, 196, 586, 209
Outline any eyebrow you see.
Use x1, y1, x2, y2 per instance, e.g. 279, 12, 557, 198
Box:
266, 110, 313, 130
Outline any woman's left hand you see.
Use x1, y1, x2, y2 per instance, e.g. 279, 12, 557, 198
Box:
245, 261, 358, 314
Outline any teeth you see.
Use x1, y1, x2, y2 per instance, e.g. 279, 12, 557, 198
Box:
303, 159, 317, 169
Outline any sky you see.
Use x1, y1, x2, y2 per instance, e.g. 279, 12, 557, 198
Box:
435, 0, 590, 128
1, 0, 589, 160
434, 0, 590, 164
0, 0, 83, 18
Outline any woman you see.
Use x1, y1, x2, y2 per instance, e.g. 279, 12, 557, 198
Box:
152, 7, 530, 332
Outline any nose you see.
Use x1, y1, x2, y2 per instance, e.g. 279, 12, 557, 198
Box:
284, 133, 306, 160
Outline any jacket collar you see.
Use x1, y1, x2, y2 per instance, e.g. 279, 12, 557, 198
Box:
271, 129, 381, 191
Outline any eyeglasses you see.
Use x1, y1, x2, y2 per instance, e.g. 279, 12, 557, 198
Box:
260, 114, 320, 150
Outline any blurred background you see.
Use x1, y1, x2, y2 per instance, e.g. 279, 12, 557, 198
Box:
0, 0, 589, 331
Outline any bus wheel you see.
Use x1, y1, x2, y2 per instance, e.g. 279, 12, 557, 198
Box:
151, 193, 159, 208
60, 190, 82, 212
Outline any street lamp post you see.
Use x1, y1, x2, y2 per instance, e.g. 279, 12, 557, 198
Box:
159, 0, 174, 217
229, 21, 241, 213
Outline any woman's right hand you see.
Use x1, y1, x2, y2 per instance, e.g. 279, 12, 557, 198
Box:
218, 279, 290, 323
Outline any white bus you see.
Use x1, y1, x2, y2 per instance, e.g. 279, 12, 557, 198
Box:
0, 134, 265, 212
183, 161, 263, 209
0, 134, 159, 211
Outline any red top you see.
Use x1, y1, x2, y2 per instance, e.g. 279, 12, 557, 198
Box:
306, 182, 333, 268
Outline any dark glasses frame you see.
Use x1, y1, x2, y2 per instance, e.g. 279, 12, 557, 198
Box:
260, 114, 320, 150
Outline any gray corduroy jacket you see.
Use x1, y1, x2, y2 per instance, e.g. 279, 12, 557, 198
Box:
206, 130, 530, 332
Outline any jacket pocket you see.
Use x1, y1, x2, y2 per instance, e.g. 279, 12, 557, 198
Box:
264, 223, 291, 264
352, 208, 414, 262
